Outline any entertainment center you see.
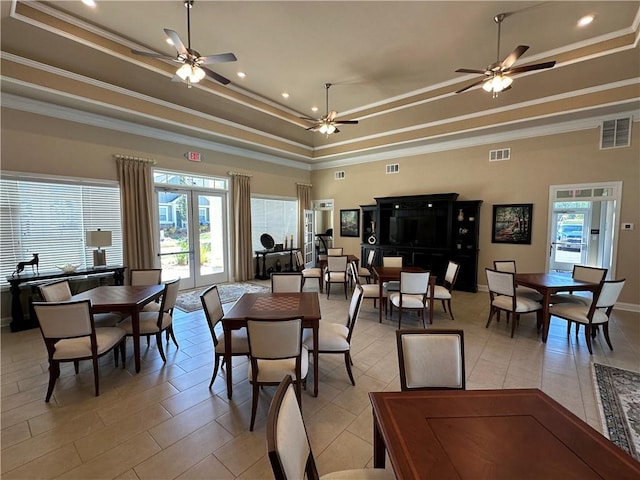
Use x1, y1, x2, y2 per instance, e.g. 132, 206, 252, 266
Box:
361, 193, 482, 292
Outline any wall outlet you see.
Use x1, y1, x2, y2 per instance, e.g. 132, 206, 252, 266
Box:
621, 223, 634, 230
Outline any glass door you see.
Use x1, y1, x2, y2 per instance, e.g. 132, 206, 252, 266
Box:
157, 189, 228, 289
549, 209, 589, 272
303, 209, 314, 268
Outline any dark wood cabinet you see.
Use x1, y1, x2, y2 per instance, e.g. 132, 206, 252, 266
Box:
361, 194, 482, 292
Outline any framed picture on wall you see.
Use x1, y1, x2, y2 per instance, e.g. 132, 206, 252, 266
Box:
340, 209, 360, 237
492, 204, 533, 244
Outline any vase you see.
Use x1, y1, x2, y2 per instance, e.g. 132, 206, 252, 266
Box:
457, 209, 464, 222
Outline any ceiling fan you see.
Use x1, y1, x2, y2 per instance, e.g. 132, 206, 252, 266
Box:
131, 0, 236, 86
302, 83, 358, 135
454, 13, 556, 97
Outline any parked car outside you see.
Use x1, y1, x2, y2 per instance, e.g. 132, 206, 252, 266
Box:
557, 224, 583, 251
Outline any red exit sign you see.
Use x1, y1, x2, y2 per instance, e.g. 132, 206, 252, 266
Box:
185, 151, 202, 162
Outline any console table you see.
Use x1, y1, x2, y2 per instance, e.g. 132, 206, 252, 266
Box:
254, 248, 300, 280
6, 265, 126, 332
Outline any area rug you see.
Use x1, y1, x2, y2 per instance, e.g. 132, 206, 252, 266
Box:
592, 363, 640, 460
175, 282, 270, 312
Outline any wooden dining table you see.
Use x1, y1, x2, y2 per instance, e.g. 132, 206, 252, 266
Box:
515, 272, 599, 342
371, 266, 428, 323
369, 388, 640, 480
222, 292, 321, 399
71, 284, 165, 373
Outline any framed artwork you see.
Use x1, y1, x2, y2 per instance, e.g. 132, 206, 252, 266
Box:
492, 204, 533, 244
340, 209, 360, 237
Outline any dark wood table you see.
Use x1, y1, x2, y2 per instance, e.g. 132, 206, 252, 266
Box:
371, 266, 429, 323
71, 285, 164, 373
222, 292, 321, 399
515, 272, 599, 342
370, 389, 640, 480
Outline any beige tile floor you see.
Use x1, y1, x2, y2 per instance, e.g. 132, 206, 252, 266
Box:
2, 280, 639, 479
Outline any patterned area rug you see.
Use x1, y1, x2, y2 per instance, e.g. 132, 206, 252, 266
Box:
592, 363, 640, 460
175, 282, 270, 312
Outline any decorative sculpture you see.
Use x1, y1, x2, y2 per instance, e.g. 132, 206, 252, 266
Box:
12, 253, 39, 276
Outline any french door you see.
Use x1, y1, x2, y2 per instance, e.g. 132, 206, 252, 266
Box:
156, 188, 229, 289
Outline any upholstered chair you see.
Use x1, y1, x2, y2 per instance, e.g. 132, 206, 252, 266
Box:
130, 268, 163, 312
430, 260, 460, 320
388, 271, 431, 328
324, 255, 349, 299
294, 250, 323, 292
493, 260, 543, 301
271, 272, 304, 293
349, 261, 384, 309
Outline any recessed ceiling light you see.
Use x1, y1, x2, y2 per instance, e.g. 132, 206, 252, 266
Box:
82, 0, 96, 7
578, 15, 594, 27
237, 72, 246, 79
281, 92, 290, 99
311, 107, 318, 112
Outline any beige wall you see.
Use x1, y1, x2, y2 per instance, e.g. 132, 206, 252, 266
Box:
310, 125, 639, 306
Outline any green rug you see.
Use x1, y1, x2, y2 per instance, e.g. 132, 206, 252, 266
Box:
175, 282, 269, 312
592, 363, 640, 461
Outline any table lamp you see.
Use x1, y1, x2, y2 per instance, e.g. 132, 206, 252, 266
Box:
86, 229, 112, 267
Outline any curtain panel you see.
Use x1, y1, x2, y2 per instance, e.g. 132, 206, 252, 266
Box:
296, 183, 312, 252
231, 173, 254, 281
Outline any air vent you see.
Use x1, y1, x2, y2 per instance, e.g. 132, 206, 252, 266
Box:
489, 148, 511, 161
601, 117, 631, 149
334, 171, 345, 180
386, 163, 400, 174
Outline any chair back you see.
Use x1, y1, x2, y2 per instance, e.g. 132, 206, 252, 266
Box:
396, 328, 465, 391
327, 255, 347, 272
327, 247, 343, 256
349, 261, 361, 287
130, 268, 162, 286
573, 265, 607, 283
400, 271, 430, 295
365, 249, 376, 267
246, 317, 303, 360
200, 284, 224, 347
443, 261, 461, 290
39, 280, 72, 302
294, 250, 305, 269
345, 285, 364, 339
267, 375, 317, 480
383, 256, 403, 267
33, 300, 94, 339
493, 260, 516, 273
271, 272, 303, 293
486, 268, 516, 297
594, 279, 625, 309
159, 278, 181, 316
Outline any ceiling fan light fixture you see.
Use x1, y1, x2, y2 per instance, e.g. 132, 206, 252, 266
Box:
176, 63, 205, 83
483, 74, 513, 93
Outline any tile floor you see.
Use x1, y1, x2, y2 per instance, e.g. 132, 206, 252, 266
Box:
2, 280, 639, 479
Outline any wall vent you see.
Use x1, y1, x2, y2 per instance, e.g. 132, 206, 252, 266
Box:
334, 171, 345, 180
489, 148, 511, 161
601, 117, 631, 149
386, 163, 400, 174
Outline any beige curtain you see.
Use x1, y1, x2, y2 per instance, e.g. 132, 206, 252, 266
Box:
296, 183, 312, 251
115, 155, 156, 271
231, 172, 254, 281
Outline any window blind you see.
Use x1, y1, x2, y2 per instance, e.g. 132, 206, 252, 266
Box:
1, 177, 122, 284
251, 197, 298, 251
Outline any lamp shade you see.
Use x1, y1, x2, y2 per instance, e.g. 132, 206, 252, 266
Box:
86, 230, 112, 248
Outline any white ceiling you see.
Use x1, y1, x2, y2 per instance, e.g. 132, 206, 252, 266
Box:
1, 1, 639, 167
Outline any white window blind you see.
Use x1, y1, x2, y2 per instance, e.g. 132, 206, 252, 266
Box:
251, 197, 298, 251
1, 176, 122, 285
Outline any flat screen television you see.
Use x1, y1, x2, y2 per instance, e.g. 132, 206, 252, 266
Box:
388, 211, 448, 248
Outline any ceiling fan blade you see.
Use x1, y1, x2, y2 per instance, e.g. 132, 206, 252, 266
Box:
505, 61, 556, 75
334, 120, 359, 125
333, 127, 341, 133
201, 66, 231, 85
327, 110, 338, 122
199, 53, 237, 64
131, 49, 177, 61
455, 77, 488, 94
455, 68, 489, 74
164, 29, 188, 56
300, 116, 319, 122
501, 45, 529, 69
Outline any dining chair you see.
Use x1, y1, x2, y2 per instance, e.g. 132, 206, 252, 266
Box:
353, 249, 375, 287
485, 268, 543, 338
349, 261, 384, 309
271, 272, 303, 293
396, 328, 465, 391
245, 316, 308, 431
430, 260, 460, 320
118, 278, 181, 363
267, 375, 394, 480
200, 284, 249, 389
388, 271, 431, 328
493, 260, 543, 301
324, 255, 349, 299
549, 279, 625, 354
130, 268, 163, 313
294, 250, 323, 293
303, 284, 363, 386
39, 280, 122, 327
32, 300, 127, 402
381, 255, 403, 295
550, 265, 608, 307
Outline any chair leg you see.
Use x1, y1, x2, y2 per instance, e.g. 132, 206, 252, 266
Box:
92, 358, 100, 397
249, 383, 259, 431
344, 352, 356, 386
120, 340, 127, 368
209, 353, 221, 388
156, 333, 167, 362
318, 277, 323, 293
446, 299, 455, 320
584, 325, 594, 354
485, 307, 496, 328
602, 322, 614, 350
326, 282, 331, 299
168, 327, 179, 349
344, 281, 348, 299
511, 314, 519, 338
74, 360, 80, 374
422, 307, 427, 328
45, 361, 59, 402
398, 305, 403, 329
